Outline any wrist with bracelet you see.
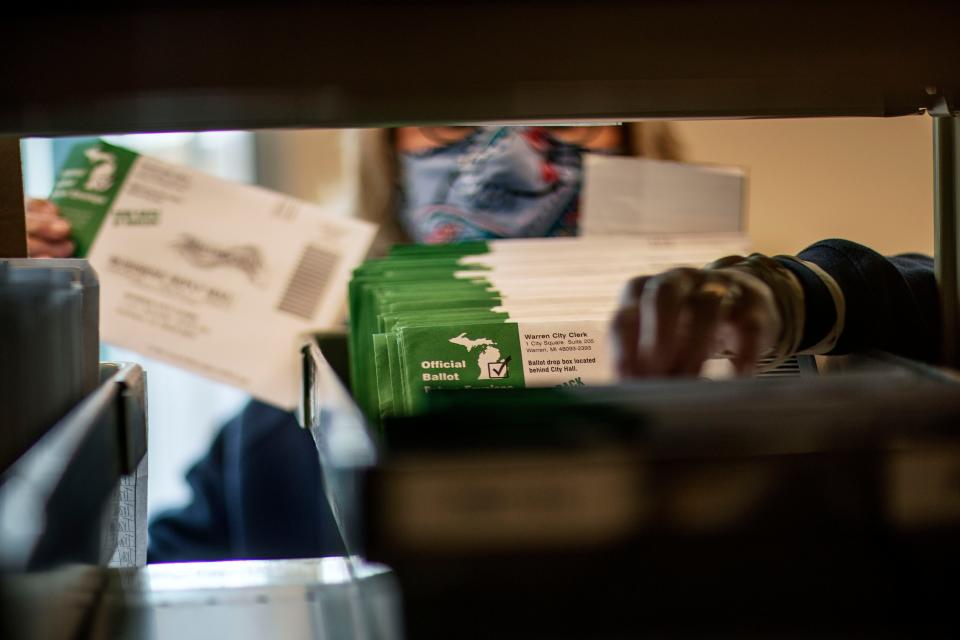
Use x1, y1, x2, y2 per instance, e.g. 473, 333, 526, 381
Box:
706, 253, 806, 368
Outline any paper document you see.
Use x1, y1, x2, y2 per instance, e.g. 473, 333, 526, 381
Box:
51, 140, 377, 408
580, 154, 745, 235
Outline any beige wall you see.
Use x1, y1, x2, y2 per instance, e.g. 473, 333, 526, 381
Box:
255, 129, 346, 207
672, 116, 934, 257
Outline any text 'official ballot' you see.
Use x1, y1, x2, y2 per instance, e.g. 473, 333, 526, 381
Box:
51, 140, 377, 408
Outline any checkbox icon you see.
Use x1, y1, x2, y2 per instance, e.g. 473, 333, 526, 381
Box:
488, 356, 511, 379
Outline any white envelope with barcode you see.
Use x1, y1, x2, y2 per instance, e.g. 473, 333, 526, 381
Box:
57, 143, 376, 409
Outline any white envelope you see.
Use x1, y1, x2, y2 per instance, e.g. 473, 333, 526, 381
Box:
57, 143, 376, 408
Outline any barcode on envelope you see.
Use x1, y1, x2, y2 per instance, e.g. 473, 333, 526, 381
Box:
277, 245, 339, 319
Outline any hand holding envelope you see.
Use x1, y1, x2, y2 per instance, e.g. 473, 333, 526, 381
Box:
47, 140, 377, 409
25, 198, 74, 258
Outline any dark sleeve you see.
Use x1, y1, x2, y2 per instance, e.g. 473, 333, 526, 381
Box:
147, 418, 234, 562
148, 400, 344, 563
774, 239, 939, 363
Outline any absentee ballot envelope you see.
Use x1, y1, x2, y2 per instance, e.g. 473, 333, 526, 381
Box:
50, 140, 376, 408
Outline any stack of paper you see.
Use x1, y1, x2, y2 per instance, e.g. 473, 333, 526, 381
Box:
349, 233, 751, 423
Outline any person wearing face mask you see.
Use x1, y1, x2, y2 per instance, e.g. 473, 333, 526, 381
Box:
347, 124, 682, 253
24, 124, 683, 561
393, 125, 636, 242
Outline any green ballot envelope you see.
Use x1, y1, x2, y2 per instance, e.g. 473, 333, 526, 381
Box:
348, 233, 752, 424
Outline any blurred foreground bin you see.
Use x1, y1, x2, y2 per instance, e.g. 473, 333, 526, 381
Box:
302, 333, 960, 638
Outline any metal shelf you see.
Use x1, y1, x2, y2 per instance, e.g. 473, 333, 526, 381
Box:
2, 3, 959, 135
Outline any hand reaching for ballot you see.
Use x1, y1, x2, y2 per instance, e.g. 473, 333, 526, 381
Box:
25, 198, 74, 258
610, 265, 785, 378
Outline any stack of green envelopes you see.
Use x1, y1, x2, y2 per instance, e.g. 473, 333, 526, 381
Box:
348, 234, 750, 424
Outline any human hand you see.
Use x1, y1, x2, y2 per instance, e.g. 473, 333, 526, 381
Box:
610, 266, 782, 378
26, 198, 74, 258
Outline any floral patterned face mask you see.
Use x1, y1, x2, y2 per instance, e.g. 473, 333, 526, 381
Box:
397, 126, 603, 244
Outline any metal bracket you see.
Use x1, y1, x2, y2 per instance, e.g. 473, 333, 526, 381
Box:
931, 94, 960, 368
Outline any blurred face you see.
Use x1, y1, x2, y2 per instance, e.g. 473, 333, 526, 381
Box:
395, 125, 625, 154
394, 125, 626, 243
